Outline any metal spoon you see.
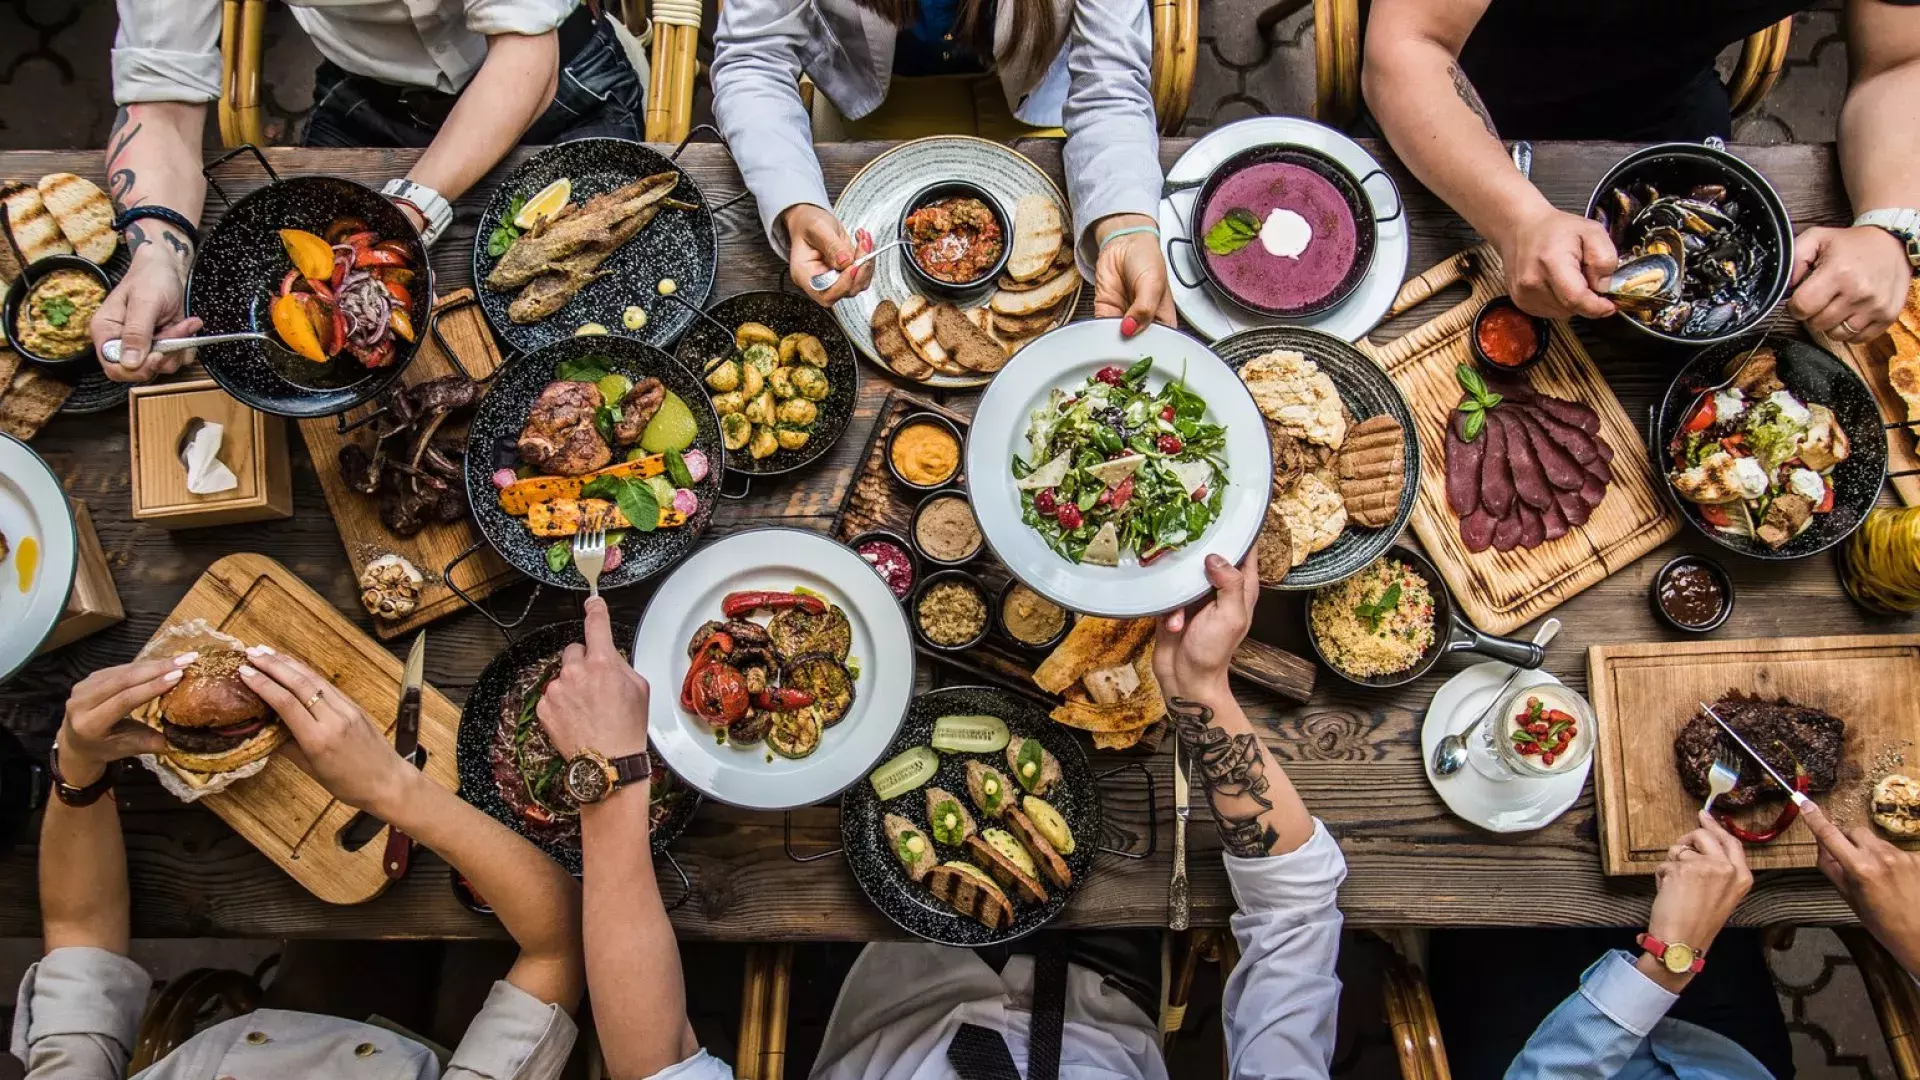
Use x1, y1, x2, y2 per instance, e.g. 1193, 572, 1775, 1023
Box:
1431, 617, 1561, 777
808, 238, 910, 293
102, 331, 272, 368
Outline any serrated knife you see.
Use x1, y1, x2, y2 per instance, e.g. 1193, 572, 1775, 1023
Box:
382, 631, 427, 880
1169, 736, 1190, 931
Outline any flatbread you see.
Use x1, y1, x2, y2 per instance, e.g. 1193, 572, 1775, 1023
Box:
0, 353, 71, 440
992, 305, 1065, 338
1241, 350, 1347, 449
1256, 505, 1294, 585
1335, 415, 1407, 528
871, 300, 933, 381
990, 267, 1079, 317
1269, 470, 1346, 565
38, 173, 116, 264
1034, 616, 1155, 695
1888, 320, 1920, 424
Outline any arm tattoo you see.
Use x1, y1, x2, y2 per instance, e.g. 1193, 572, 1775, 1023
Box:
1446, 62, 1499, 140
1170, 696, 1282, 857
107, 108, 144, 212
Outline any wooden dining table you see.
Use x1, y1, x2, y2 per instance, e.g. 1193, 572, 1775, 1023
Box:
0, 137, 1896, 941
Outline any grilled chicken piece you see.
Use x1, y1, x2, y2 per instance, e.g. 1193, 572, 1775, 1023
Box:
1797, 404, 1850, 472
486, 174, 680, 290
1756, 492, 1814, 549
1670, 451, 1758, 505
614, 377, 666, 446
518, 381, 612, 476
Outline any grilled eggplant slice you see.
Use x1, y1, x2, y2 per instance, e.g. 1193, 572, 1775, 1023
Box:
782, 653, 854, 727
766, 706, 822, 759
768, 604, 852, 662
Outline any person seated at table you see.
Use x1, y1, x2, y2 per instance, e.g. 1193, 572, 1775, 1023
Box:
10, 651, 584, 1079
708, 0, 1174, 337
534, 561, 1345, 1079
1362, 0, 1920, 343
94, 0, 644, 383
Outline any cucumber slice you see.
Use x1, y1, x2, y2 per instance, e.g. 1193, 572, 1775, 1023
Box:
643, 475, 676, 508
932, 714, 1010, 754
869, 745, 940, 800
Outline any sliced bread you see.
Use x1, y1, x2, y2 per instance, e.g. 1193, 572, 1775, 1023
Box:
2, 183, 71, 264
38, 173, 116, 263
1006, 195, 1063, 283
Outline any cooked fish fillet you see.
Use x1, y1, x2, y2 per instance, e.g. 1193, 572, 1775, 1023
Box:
506, 199, 668, 323
486, 173, 680, 291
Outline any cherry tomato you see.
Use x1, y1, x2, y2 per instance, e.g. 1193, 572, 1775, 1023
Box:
1816, 479, 1834, 513
1700, 504, 1733, 528
1192, 484, 1207, 502
1110, 475, 1135, 509
1683, 398, 1717, 434
1160, 405, 1176, 421
1094, 366, 1126, 386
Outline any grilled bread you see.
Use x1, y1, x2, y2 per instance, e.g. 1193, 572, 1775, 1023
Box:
1335, 415, 1407, 527
925, 862, 1015, 930
1006, 194, 1064, 283
2, 183, 71, 263
990, 266, 1078, 317
1003, 807, 1071, 889
38, 173, 116, 263
964, 834, 1048, 905
871, 300, 932, 380
897, 295, 953, 372
932, 301, 1007, 372
1256, 504, 1295, 585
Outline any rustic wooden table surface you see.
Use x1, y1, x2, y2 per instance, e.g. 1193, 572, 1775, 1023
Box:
0, 138, 1897, 940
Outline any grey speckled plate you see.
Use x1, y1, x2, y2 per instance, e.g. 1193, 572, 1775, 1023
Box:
463, 334, 723, 590
831, 136, 1079, 389
456, 619, 699, 870
471, 139, 716, 356
673, 291, 860, 479
1215, 325, 1420, 590
841, 685, 1097, 947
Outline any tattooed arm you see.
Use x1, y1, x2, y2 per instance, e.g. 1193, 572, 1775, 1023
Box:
1363, 0, 1618, 321
91, 103, 207, 383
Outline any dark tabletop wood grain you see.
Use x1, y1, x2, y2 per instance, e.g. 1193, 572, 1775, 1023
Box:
0, 139, 1893, 940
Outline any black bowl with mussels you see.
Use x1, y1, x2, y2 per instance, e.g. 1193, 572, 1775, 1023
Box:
1585, 142, 1790, 346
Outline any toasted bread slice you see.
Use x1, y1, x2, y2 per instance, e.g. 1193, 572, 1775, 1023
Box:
38, 173, 116, 263
1256, 505, 1295, 585
1335, 414, 1406, 527
872, 300, 933, 381
925, 862, 1015, 930
898, 295, 952, 370
1006, 194, 1064, 283
1003, 807, 1072, 889
963, 834, 1049, 905
932, 301, 1007, 373
991, 305, 1064, 339
3, 183, 71, 264
990, 267, 1079, 317
0, 361, 70, 440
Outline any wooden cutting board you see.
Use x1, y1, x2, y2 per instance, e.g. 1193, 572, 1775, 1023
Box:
141, 553, 462, 904
1809, 322, 1919, 505
1357, 244, 1681, 636
1588, 632, 1920, 875
297, 289, 515, 639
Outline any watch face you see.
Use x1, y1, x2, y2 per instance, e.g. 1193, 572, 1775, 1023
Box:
565, 756, 612, 803
1662, 943, 1696, 973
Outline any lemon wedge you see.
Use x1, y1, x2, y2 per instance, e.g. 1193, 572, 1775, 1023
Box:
514, 178, 571, 230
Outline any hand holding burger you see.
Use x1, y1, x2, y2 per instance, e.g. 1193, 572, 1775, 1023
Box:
141, 647, 288, 774
58, 654, 199, 785
236, 645, 421, 817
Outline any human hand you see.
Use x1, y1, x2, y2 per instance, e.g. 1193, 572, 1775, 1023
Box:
536, 597, 651, 761
56, 654, 196, 784
1643, 811, 1753, 986
1496, 204, 1618, 321
91, 245, 200, 383
1787, 225, 1911, 343
783, 204, 874, 307
236, 646, 418, 817
1093, 214, 1174, 338
1801, 799, 1920, 974
1152, 551, 1259, 703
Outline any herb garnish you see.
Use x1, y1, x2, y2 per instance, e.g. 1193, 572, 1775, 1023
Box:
1203, 209, 1261, 256
1454, 363, 1505, 442
580, 474, 660, 533
40, 295, 76, 328
1352, 582, 1402, 633
487, 194, 527, 258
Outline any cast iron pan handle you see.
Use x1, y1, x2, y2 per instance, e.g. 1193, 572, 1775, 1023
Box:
1165, 235, 1206, 290
660, 850, 693, 913
669, 123, 755, 214
1356, 168, 1404, 225
1161, 176, 1205, 199
442, 540, 542, 638
1094, 760, 1158, 860
719, 471, 754, 501
201, 144, 280, 209
1444, 609, 1545, 669
782, 809, 844, 863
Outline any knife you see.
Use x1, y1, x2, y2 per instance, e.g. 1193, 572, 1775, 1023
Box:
1169, 736, 1190, 932
383, 632, 428, 880
1700, 701, 1812, 808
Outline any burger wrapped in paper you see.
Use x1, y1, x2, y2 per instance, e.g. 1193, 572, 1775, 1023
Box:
132, 622, 289, 785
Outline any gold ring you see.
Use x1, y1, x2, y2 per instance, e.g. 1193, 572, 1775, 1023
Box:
1840, 319, 1860, 336
303, 690, 324, 709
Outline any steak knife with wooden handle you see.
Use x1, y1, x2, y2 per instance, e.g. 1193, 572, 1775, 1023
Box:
382, 631, 427, 881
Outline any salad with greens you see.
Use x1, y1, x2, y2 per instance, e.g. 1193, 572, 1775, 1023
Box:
1012, 357, 1227, 565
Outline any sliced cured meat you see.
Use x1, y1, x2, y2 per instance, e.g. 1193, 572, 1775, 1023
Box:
1517, 402, 1600, 466
1582, 452, 1613, 486
1579, 473, 1608, 508
1478, 411, 1515, 518
1517, 503, 1546, 548
1541, 498, 1570, 540
1527, 392, 1601, 435
1498, 411, 1553, 511
1492, 511, 1524, 552
1446, 411, 1483, 516
1595, 435, 1614, 464
1554, 486, 1592, 527
1516, 411, 1586, 491
1461, 506, 1497, 552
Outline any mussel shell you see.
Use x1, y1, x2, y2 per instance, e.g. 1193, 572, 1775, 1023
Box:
1604, 252, 1682, 302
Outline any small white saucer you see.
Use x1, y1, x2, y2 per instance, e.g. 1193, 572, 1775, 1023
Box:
1158, 117, 1410, 344
1422, 662, 1591, 833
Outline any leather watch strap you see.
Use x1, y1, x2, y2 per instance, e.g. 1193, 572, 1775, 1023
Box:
1636, 932, 1706, 973
50, 747, 122, 807
611, 751, 651, 788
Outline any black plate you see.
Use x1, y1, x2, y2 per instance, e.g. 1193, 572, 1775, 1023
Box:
456, 620, 700, 870
841, 685, 1097, 947
1215, 325, 1420, 589
1651, 334, 1886, 560
672, 291, 860, 478
471, 139, 716, 356
188, 175, 431, 417
464, 334, 723, 589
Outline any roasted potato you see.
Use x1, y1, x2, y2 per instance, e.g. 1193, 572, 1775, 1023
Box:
704, 357, 742, 393
749, 425, 779, 460
791, 365, 830, 402
768, 365, 798, 399
776, 398, 817, 426
710, 390, 745, 416
735, 322, 779, 351
775, 426, 811, 451
741, 342, 779, 375
743, 388, 776, 426
792, 334, 829, 367
722, 413, 752, 450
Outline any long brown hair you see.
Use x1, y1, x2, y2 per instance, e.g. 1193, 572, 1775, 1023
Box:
851, 0, 1055, 69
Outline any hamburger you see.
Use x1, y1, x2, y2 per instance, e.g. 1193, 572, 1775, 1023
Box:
144, 649, 287, 773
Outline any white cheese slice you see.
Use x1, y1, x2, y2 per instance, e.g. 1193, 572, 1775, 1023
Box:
1788, 467, 1825, 502
1082, 521, 1121, 566
1164, 458, 1213, 498
1085, 453, 1146, 487
1015, 449, 1073, 490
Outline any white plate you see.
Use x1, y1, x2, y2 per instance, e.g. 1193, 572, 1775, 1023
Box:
1422, 662, 1590, 833
0, 435, 75, 681
634, 528, 916, 810
964, 320, 1273, 618
1160, 117, 1409, 344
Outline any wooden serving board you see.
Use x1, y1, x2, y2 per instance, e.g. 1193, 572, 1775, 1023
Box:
1357, 244, 1681, 636
830, 390, 1318, 723
297, 289, 515, 639
1589, 632, 1920, 875
1810, 322, 1919, 505
141, 553, 462, 904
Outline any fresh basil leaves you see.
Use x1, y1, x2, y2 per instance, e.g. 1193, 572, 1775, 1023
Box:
1454, 363, 1505, 443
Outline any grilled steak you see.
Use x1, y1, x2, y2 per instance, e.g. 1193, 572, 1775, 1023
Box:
1674, 693, 1846, 809
613, 377, 665, 446
518, 380, 611, 476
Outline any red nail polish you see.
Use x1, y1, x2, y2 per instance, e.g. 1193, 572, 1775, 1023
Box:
1121, 316, 1139, 337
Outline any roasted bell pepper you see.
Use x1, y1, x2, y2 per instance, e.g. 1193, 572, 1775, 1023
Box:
752, 687, 815, 712
278, 228, 336, 282
679, 633, 733, 710
1715, 746, 1811, 844
720, 590, 827, 618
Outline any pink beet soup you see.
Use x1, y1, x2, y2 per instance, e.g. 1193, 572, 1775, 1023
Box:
1200, 161, 1359, 313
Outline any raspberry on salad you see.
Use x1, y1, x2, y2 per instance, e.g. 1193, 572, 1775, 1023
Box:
1054, 503, 1083, 529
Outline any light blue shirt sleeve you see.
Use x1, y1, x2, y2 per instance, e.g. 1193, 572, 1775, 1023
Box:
710, 0, 834, 257
1219, 820, 1347, 1079
1506, 950, 1679, 1080
1058, 0, 1161, 270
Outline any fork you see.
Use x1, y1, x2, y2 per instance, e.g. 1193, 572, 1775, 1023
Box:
1703, 735, 1740, 813
572, 528, 608, 599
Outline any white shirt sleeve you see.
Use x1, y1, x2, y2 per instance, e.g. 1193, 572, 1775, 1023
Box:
640, 1048, 740, 1079
1059, 0, 1161, 270
10, 947, 152, 1080
709, 0, 833, 256
112, 0, 223, 105
462, 0, 575, 39
1218, 820, 1348, 1079
443, 980, 579, 1080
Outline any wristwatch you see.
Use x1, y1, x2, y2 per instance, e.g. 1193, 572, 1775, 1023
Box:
381, 178, 453, 248
1853, 209, 1920, 272
1636, 932, 1707, 975
49, 744, 123, 808
561, 747, 651, 804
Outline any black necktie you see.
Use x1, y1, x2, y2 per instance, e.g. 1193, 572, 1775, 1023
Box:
946, 938, 1068, 1080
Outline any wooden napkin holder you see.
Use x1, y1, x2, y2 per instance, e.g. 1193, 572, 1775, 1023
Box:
37, 499, 124, 654
129, 379, 292, 528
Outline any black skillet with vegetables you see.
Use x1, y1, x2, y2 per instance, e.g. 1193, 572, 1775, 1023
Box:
465, 334, 723, 589
844, 685, 1098, 946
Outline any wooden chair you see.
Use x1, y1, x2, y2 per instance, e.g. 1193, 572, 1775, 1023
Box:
217, 0, 269, 148
1302, 1, 1794, 130
736, 944, 795, 1080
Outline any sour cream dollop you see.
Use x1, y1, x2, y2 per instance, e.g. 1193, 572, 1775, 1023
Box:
1767, 390, 1812, 426
1258, 208, 1313, 259
1731, 456, 1771, 500
1788, 467, 1826, 502
1712, 388, 1746, 421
